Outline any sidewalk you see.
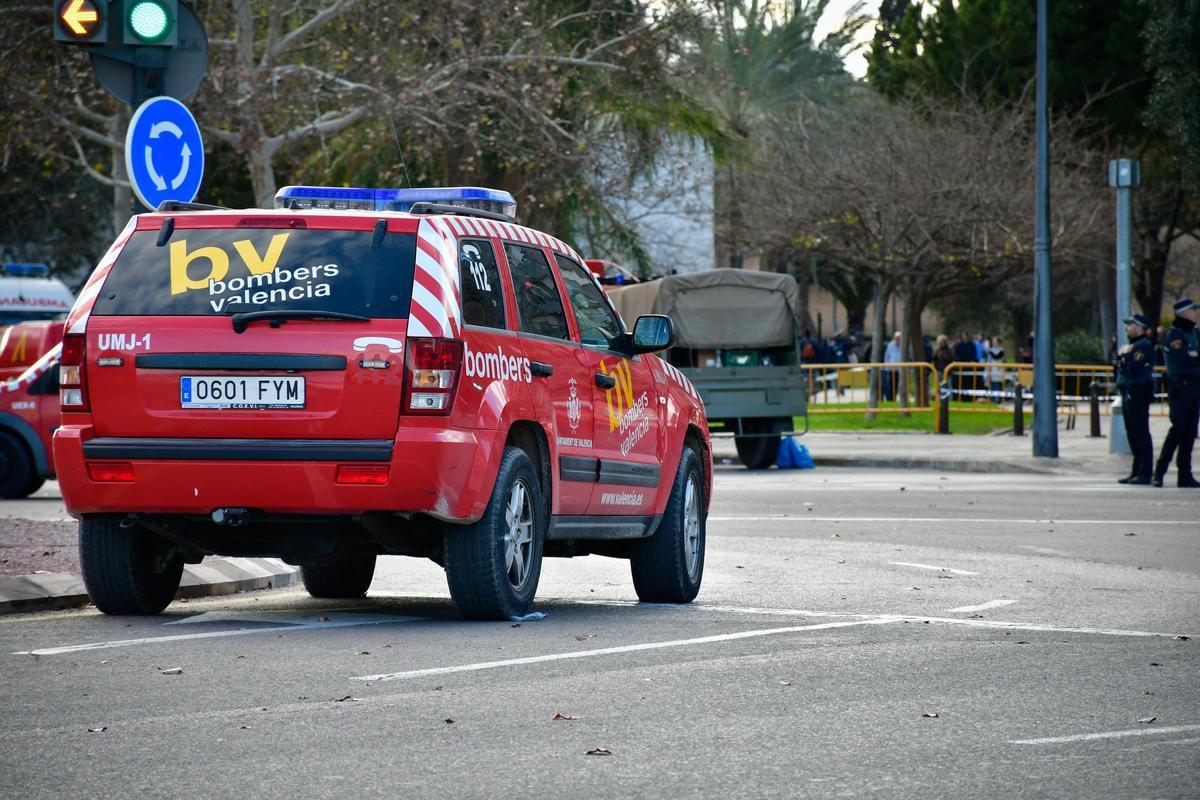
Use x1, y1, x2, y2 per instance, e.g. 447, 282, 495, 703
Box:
713, 415, 1175, 476
0, 558, 300, 615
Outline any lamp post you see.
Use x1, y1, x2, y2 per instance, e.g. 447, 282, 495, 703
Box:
1108, 158, 1140, 455
1032, 0, 1058, 458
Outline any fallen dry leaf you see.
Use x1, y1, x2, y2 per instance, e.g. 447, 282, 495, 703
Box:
552, 713, 578, 721
87, 726, 107, 733
1137, 716, 1156, 724
585, 748, 612, 756
159, 667, 184, 675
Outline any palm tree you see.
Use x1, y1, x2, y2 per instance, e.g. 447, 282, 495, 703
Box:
685, 0, 859, 268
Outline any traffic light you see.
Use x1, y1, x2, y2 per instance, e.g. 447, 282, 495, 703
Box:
53, 0, 108, 44
124, 0, 177, 46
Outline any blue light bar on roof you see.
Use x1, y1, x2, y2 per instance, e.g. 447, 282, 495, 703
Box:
274, 186, 517, 218
1, 263, 51, 277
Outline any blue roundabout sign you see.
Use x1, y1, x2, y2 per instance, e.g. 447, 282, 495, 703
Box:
125, 96, 204, 210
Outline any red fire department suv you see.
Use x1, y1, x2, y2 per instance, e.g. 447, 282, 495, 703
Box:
53, 187, 711, 619
0, 342, 61, 498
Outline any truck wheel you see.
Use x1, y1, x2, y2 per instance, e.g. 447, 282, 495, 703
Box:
630, 447, 705, 603
300, 555, 376, 599
0, 431, 35, 499
79, 517, 184, 615
444, 447, 545, 620
734, 420, 780, 469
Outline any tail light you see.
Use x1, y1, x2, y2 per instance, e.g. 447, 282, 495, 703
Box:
87, 462, 134, 482
60, 333, 89, 411
336, 465, 390, 485
403, 337, 462, 415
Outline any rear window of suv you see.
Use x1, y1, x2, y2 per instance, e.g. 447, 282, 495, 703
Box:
92, 228, 416, 318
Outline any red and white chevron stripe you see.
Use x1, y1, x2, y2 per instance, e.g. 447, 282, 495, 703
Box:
657, 357, 699, 399
410, 218, 463, 338
0, 343, 61, 397
66, 218, 138, 336
437, 214, 585, 266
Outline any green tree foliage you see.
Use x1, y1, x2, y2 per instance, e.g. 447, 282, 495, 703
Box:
2, 0, 721, 272
867, 0, 1150, 142
867, 0, 1198, 328
1143, 0, 1200, 197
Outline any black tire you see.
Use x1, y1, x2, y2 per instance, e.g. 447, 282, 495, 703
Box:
630, 447, 705, 603
78, 517, 184, 615
734, 419, 781, 469
22, 476, 46, 497
300, 555, 376, 599
444, 447, 545, 620
0, 431, 35, 499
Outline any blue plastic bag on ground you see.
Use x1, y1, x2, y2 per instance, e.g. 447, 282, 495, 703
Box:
776, 437, 814, 469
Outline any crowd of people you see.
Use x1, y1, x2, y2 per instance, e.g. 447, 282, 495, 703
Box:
799, 329, 1019, 403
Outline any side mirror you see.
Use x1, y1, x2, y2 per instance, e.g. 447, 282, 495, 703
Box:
631, 315, 676, 354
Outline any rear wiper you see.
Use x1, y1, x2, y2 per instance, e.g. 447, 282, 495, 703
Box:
231, 309, 370, 334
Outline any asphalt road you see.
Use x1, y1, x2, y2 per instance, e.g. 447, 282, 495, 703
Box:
0, 467, 1196, 799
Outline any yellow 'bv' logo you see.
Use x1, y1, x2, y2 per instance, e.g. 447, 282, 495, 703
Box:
169, 233, 291, 295
8, 331, 28, 363
599, 359, 635, 432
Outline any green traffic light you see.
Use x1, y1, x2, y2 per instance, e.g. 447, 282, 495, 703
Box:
128, 0, 171, 42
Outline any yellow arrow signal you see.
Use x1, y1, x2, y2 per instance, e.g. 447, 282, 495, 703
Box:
60, 0, 100, 37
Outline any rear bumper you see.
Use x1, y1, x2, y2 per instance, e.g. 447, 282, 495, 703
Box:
53, 425, 503, 523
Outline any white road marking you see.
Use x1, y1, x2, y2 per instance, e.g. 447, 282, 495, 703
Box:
1009, 724, 1200, 745
946, 600, 1016, 613
351, 618, 900, 682
13, 613, 420, 656
618, 602, 1187, 639
1015, 545, 1072, 556
890, 561, 979, 576
707, 515, 1191, 526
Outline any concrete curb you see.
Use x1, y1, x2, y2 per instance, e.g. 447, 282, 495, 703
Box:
0, 557, 299, 615
810, 455, 1063, 475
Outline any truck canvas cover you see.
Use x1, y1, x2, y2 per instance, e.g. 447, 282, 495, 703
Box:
608, 269, 802, 349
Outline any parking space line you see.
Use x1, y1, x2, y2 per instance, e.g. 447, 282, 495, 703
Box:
13, 613, 420, 656
1009, 724, 1200, 745
890, 561, 979, 576
707, 516, 1192, 526
946, 600, 1015, 613
351, 618, 900, 682
620, 603, 1186, 639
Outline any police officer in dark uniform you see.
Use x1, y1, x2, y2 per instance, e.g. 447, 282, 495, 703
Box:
1115, 314, 1156, 484
1153, 298, 1200, 488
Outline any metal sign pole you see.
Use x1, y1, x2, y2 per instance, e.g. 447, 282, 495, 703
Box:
1032, 0, 1058, 458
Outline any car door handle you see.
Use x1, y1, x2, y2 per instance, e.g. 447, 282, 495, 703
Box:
595, 373, 616, 389
530, 361, 553, 378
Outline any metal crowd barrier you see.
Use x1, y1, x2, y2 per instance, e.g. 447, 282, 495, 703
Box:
938, 362, 1169, 417
800, 362, 939, 412
799, 361, 1169, 433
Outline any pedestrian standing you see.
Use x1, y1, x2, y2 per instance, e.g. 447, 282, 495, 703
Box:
1115, 314, 1155, 485
987, 336, 1006, 403
933, 335, 954, 378
1153, 299, 1200, 488
883, 331, 902, 402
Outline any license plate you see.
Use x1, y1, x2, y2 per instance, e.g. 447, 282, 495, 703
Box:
180, 376, 305, 409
